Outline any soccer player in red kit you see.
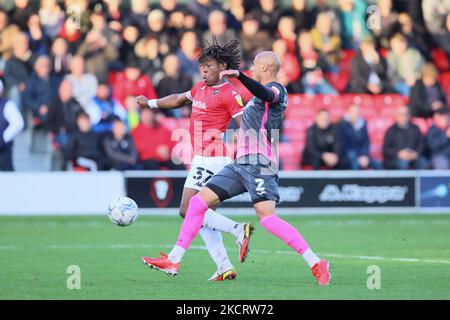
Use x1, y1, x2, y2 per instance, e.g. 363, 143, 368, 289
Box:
137, 40, 253, 281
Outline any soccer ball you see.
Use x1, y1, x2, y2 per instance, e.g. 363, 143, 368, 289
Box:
108, 197, 138, 227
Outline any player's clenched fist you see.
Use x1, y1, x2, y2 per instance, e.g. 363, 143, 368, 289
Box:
219, 70, 240, 79
136, 95, 149, 108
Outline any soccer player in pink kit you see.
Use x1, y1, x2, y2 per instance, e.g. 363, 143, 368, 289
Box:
137, 40, 253, 281
141, 51, 331, 286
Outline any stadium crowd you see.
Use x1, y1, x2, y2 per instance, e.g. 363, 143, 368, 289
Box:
0, 0, 449, 171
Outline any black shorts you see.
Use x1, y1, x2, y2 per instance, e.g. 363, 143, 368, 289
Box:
205, 156, 280, 204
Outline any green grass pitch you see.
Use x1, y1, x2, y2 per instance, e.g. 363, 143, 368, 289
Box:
1, 214, 449, 300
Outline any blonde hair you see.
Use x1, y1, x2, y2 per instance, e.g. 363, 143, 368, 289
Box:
422, 63, 438, 79
390, 33, 406, 44
0, 24, 21, 59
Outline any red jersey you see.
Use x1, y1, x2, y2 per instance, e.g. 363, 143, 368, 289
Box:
186, 81, 244, 157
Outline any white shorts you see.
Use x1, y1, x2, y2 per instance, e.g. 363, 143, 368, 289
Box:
184, 156, 233, 191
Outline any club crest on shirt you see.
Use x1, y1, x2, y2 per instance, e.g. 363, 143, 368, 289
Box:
213, 89, 220, 95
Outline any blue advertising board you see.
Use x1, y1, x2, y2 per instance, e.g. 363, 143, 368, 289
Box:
420, 177, 450, 207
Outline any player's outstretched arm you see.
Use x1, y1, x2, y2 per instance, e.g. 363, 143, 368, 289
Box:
219, 70, 276, 103
136, 93, 190, 110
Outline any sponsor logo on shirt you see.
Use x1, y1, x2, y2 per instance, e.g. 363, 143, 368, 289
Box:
234, 93, 244, 106
192, 100, 207, 110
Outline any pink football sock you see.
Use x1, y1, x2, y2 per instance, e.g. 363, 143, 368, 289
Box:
175, 195, 208, 250
260, 214, 310, 255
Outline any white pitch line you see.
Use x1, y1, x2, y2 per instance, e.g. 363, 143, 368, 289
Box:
40, 243, 450, 265
0, 245, 18, 250
2, 243, 448, 265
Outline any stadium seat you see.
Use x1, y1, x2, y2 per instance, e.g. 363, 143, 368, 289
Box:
324, 71, 351, 93
286, 94, 316, 119
318, 95, 345, 121
370, 144, 383, 161
432, 49, 450, 73
438, 72, 450, 95
339, 49, 356, 72
412, 117, 432, 135
379, 47, 388, 58
342, 94, 375, 109
279, 142, 302, 170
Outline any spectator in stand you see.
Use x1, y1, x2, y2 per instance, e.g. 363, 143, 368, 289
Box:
104, 0, 126, 34
146, 9, 171, 56
397, 13, 432, 62
371, 0, 398, 50
22, 55, 59, 125
387, 33, 424, 96
125, 0, 150, 34
223, 0, 245, 32
102, 117, 138, 170
187, 0, 222, 32
282, 0, 310, 32
111, 59, 157, 108
251, 0, 282, 33
422, 0, 450, 45
46, 80, 83, 154
76, 10, 120, 83
276, 15, 297, 54
10, 0, 36, 31
58, 17, 83, 55
38, 0, 64, 38
164, 8, 188, 51
64, 55, 98, 110
67, 111, 105, 171
436, 13, 450, 61
277, 68, 302, 94
338, 0, 370, 49
134, 35, 164, 85
156, 54, 192, 118
182, 9, 199, 33
339, 104, 381, 170
0, 22, 20, 66
426, 108, 450, 169
349, 37, 390, 94
310, 11, 341, 73
3, 32, 33, 113
131, 108, 184, 170
297, 31, 337, 95
0, 10, 12, 70
118, 24, 140, 68
123, 95, 141, 131
50, 37, 71, 81
86, 83, 126, 134
302, 109, 340, 170
157, 0, 182, 19
239, 13, 272, 69
203, 10, 236, 46
176, 31, 201, 83
0, 79, 25, 171
272, 39, 300, 87
26, 14, 49, 57
409, 63, 447, 119
383, 106, 428, 170
309, 0, 341, 32
0, 9, 9, 43
68, 0, 91, 35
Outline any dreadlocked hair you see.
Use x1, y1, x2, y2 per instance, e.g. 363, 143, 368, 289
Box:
198, 37, 241, 70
